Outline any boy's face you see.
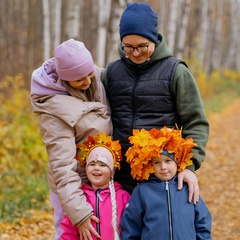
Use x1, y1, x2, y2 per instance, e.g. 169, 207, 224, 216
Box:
68, 71, 94, 90
122, 35, 155, 64
152, 154, 177, 181
86, 160, 111, 189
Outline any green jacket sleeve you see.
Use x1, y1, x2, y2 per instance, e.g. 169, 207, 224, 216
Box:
173, 64, 209, 171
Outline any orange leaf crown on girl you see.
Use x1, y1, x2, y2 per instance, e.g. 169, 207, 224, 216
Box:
126, 126, 197, 181
76, 131, 122, 170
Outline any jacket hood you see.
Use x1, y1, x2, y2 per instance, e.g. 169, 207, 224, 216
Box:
31, 58, 68, 95
118, 32, 172, 62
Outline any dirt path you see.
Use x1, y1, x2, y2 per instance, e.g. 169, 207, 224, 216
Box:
1, 99, 240, 239
196, 98, 240, 239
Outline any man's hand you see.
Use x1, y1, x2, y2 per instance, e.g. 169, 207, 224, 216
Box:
178, 168, 199, 204
78, 215, 101, 240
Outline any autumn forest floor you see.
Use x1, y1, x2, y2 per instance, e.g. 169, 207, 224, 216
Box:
1, 99, 240, 239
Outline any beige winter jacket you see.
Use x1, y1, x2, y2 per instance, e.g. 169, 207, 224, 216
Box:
31, 65, 112, 226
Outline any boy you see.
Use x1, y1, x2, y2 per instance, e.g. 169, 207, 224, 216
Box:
120, 127, 212, 240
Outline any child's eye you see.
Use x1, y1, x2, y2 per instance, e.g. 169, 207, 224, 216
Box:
88, 71, 95, 78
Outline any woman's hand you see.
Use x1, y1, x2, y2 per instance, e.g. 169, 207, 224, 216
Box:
78, 215, 101, 240
178, 168, 199, 204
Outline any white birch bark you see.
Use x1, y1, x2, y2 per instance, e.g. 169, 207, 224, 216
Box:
42, 0, 51, 61
167, 0, 179, 53
158, 0, 166, 33
65, 0, 81, 39
54, 0, 62, 48
198, 0, 209, 69
212, 0, 223, 70
96, 0, 111, 67
204, 1, 215, 74
105, 0, 125, 65
176, 0, 190, 59
225, 0, 240, 70
236, 2, 240, 70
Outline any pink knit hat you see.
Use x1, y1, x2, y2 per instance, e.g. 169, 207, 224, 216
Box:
86, 146, 115, 177
54, 39, 94, 81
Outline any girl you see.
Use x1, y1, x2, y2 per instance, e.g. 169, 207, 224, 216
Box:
30, 39, 112, 240
61, 132, 130, 240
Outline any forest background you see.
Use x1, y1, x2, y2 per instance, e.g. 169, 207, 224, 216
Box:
0, 0, 240, 235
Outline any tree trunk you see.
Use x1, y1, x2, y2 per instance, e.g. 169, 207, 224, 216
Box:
42, 0, 51, 61
105, 0, 125, 66
64, 0, 81, 39
96, 0, 111, 67
167, 0, 178, 53
212, 0, 223, 70
198, 0, 209, 70
225, 0, 239, 70
54, 0, 62, 48
176, 0, 191, 59
158, 0, 166, 33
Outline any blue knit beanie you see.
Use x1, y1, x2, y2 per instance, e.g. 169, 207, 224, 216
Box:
119, 2, 158, 43
161, 150, 175, 162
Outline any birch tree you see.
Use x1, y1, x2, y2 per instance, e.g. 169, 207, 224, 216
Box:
204, 1, 215, 74
96, 0, 111, 67
42, 0, 51, 60
198, 0, 209, 69
106, 0, 126, 65
54, 0, 62, 48
176, 0, 191, 59
65, 0, 81, 39
167, 0, 178, 53
212, 0, 223, 70
225, 0, 240, 70
158, 0, 166, 33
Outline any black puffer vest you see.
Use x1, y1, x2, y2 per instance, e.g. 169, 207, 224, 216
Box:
106, 57, 184, 191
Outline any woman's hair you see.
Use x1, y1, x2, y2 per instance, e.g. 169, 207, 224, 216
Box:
62, 75, 100, 102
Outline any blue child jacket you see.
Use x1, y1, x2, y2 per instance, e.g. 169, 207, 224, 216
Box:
120, 175, 212, 240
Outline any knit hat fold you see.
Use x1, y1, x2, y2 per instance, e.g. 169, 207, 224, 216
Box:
119, 2, 158, 43
54, 39, 94, 81
87, 146, 114, 173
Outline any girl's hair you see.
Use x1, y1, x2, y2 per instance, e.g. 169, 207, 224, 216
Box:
62, 75, 100, 102
109, 179, 120, 240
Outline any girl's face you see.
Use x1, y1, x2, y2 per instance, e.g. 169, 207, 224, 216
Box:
68, 71, 94, 90
86, 161, 111, 189
152, 154, 177, 181
121, 35, 155, 64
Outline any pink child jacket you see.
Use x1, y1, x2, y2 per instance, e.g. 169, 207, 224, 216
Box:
61, 182, 130, 240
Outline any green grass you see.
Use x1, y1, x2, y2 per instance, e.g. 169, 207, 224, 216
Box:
203, 80, 240, 115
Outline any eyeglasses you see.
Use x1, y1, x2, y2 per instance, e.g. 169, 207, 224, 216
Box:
121, 44, 149, 54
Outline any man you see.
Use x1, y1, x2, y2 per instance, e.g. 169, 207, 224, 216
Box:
102, 2, 209, 204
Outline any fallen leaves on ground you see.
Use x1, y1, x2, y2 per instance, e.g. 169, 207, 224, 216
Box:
196, 98, 240, 240
1, 99, 240, 240
0, 210, 55, 240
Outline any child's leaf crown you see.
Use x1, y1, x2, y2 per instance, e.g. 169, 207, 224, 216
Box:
126, 126, 197, 181
76, 131, 122, 170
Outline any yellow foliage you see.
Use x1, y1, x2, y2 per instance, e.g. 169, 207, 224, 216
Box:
224, 69, 240, 82
0, 74, 49, 221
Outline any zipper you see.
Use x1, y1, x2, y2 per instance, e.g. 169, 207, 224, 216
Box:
166, 181, 173, 240
95, 189, 103, 239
